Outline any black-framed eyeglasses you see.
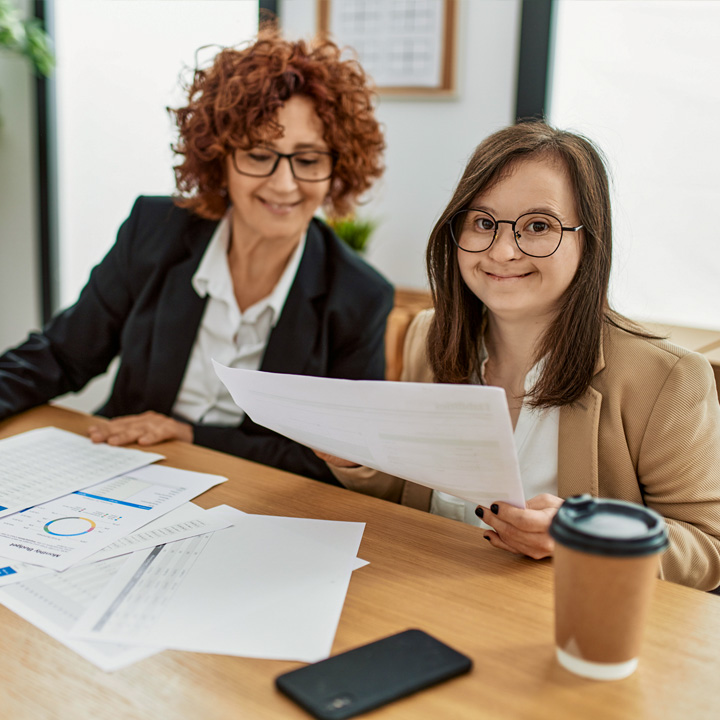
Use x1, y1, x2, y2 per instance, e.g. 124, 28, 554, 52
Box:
448, 208, 584, 258
231, 147, 337, 182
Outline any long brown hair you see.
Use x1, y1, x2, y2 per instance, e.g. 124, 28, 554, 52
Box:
427, 121, 640, 408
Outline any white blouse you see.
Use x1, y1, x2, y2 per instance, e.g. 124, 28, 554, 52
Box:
172, 211, 306, 426
430, 357, 560, 527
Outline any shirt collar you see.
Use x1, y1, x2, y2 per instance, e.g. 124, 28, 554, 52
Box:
191, 210, 232, 299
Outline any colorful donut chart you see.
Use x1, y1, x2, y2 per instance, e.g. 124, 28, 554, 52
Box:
43, 517, 97, 536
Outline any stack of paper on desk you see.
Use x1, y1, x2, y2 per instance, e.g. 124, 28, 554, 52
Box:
0, 427, 367, 671
0, 462, 229, 570
0, 426, 226, 668
72, 507, 366, 664
1, 507, 365, 670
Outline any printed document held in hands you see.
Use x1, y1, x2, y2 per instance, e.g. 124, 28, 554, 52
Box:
213, 364, 525, 508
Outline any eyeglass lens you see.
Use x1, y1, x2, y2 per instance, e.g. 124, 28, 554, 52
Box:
233, 148, 334, 181
450, 210, 565, 257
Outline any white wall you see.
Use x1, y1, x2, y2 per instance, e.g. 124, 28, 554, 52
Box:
281, 0, 522, 290
0, 0, 41, 348
54, 0, 259, 309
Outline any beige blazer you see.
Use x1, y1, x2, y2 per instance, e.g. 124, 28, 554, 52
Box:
332, 310, 720, 591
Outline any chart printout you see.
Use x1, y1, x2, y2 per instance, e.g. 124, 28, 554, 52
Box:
0, 502, 233, 586
0, 464, 227, 570
214, 364, 525, 507
0, 427, 164, 519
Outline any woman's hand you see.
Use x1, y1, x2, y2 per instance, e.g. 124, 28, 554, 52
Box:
476, 493, 564, 559
312, 450, 360, 469
88, 411, 194, 447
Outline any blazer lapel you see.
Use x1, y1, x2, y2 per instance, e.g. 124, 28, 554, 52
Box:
558, 386, 602, 497
261, 221, 328, 375
144, 217, 216, 414
557, 334, 606, 498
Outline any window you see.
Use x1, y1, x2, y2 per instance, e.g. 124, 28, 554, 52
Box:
549, 0, 720, 329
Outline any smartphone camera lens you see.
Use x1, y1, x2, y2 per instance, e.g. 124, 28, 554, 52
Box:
326, 694, 353, 710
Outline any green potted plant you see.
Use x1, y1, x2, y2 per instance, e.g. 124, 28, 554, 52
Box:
326, 214, 378, 255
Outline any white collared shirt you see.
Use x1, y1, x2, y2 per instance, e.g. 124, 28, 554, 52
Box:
172, 211, 306, 426
430, 354, 560, 526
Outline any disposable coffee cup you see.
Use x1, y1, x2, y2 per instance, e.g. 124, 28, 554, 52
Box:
549, 495, 669, 681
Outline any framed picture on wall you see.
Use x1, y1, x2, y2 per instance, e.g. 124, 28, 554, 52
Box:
317, 0, 457, 96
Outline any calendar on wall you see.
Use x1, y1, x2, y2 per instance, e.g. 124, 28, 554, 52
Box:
317, 0, 457, 96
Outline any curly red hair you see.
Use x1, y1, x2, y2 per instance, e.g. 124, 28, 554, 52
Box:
170, 30, 385, 219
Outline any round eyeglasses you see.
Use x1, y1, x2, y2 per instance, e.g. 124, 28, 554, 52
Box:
448, 209, 584, 258
232, 147, 337, 182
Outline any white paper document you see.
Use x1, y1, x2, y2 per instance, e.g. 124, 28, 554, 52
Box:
0, 464, 227, 571
0, 502, 232, 586
213, 364, 525, 507
0, 554, 162, 672
0, 559, 50, 586
85, 500, 233, 564
73, 508, 366, 662
0, 427, 164, 519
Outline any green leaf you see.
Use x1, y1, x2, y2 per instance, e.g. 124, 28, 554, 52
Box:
327, 216, 378, 254
24, 21, 54, 76
0, 1, 54, 77
0, 0, 27, 49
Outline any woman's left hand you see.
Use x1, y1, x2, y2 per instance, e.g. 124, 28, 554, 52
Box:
88, 411, 193, 447
477, 494, 564, 559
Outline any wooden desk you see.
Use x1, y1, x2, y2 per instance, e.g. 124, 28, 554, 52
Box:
1, 406, 719, 720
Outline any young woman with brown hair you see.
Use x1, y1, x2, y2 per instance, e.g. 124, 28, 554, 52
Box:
323, 122, 720, 590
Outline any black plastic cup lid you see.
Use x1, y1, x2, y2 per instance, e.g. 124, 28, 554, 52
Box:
549, 495, 670, 557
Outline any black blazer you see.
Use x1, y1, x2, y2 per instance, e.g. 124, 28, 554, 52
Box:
0, 196, 394, 482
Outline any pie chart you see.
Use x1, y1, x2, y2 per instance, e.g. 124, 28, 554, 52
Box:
43, 517, 97, 536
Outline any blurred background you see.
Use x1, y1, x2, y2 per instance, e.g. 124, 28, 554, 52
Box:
2, 0, 719, 411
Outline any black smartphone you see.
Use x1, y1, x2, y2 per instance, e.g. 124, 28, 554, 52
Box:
275, 629, 472, 720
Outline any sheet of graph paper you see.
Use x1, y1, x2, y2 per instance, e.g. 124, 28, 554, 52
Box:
73, 508, 365, 662
0, 553, 161, 671
213, 363, 525, 507
0, 427, 164, 519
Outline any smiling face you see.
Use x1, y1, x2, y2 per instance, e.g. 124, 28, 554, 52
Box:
225, 95, 331, 248
457, 155, 583, 326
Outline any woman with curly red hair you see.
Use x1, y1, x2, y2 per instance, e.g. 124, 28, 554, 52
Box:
0, 31, 393, 483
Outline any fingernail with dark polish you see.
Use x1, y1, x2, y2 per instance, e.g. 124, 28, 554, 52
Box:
474, 507, 484, 519
491, 504, 499, 515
